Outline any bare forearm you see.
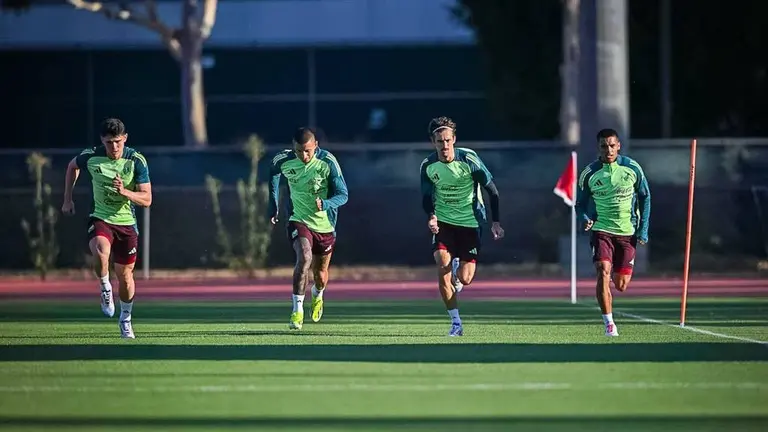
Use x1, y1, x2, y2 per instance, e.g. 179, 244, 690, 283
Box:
121, 190, 152, 207
63, 166, 79, 201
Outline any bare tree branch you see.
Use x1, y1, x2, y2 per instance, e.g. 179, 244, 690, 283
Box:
144, 0, 159, 22
142, 0, 182, 61
67, 0, 182, 60
200, 0, 218, 40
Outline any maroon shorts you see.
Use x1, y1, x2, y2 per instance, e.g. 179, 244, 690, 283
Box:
87, 217, 139, 265
432, 221, 482, 263
590, 231, 637, 275
286, 221, 336, 256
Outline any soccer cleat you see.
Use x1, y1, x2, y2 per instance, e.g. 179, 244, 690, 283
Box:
119, 320, 135, 339
605, 322, 619, 337
448, 322, 464, 337
289, 311, 304, 330
451, 258, 463, 293
310, 293, 324, 323
100, 289, 115, 317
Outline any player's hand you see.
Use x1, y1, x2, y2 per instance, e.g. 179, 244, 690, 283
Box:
491, 222, 505, 240
61, 200, 75, 216
583, 219, 594, 231
427, 215, 439, 234
112, 176, 126, 196
316, 197, 324, 211
638, 237, 647, 246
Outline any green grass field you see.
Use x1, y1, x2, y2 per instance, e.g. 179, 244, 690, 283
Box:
0, 297, 767, 431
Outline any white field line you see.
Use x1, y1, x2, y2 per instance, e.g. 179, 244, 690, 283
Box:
577, 302, 768, 347
616, 310, 768, 347
0, 382, 766, 393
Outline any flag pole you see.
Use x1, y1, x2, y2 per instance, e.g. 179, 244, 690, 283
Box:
570, 151, 578, 304
680, 139, 697, 326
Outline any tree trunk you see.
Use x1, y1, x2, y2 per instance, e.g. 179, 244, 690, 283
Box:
180, 40, 208, 148
561, 0, 580, 147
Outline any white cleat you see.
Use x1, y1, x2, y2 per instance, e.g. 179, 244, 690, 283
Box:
120, 320, 135, 339
448, 322, 464, 337
451, 258, 463, 293
605, 322, 619, 337
100, 289, 115, 317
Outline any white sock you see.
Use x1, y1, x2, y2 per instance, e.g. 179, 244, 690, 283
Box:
602, 313, 614, 325
99, 275, 112, 291
448, 308, 461, 324
120, 300, 133, 322
311, 284, 324, 299
292, 294, 305, 313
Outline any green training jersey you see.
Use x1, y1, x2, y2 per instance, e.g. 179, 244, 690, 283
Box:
420, 147, 494, 228
575, 155, 651, 241
268, 148, 349, 234
75, 146, 150, 226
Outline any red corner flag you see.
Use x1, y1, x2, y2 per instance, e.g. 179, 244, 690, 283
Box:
553, 151, 577, 207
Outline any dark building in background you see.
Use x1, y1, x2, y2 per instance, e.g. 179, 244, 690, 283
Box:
0, 0, 504, 148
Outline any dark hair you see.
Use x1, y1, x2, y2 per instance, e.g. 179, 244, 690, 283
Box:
100, 118, 126, 137
292, 127, 316, 145
596, 128, 619, 142
428, 116, 457, 137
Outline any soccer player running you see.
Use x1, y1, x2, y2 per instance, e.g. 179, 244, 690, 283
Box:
61, 118, 152, 339
575, 128, 651, 337
420, 116, 504, 337
268, 127, 349, 330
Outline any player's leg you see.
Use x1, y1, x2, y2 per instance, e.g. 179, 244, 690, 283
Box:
111, 226, 138, 339
87, 219, 115, 317
453, 226, 482, 291
450, 257, 463, 292
309, 231, 335, 323
611, 235, 637, 293
591, 232, 618, 336
454, 259, 477, 294
113, 262, 136, 339
434, 249, 463, 336
433, 223, 463, 336
287, 222, 314, 330
310, 252, 332, 323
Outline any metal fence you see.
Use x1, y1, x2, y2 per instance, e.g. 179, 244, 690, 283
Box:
1, 139, 767, 276
1, 46, 498, 149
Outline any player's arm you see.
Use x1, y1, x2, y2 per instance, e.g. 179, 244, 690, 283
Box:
63, 156, 82, 204
64, 149, 93, 201
419, 158, 435, 217
119, 154, 152, 207
467, 153, 500, 223
267, 153, 284, 220
633, 162, 651, 243
320, 154, 348, 210
575, 167, 594, 225
121, 182, 152, 207
62, 149, 90, 214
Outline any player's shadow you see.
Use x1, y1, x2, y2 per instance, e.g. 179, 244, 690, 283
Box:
0, 415, 765, 431
0, 342, 766, 363
0, 331, 439, 339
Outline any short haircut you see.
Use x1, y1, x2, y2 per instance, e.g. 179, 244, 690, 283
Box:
596, 128, 619, 142
100, 118, 126, 137
428, 116, 457, 137
293, 127, 316, 145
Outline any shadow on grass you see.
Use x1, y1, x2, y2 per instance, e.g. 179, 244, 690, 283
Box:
0, 416, 766, 431
1, 300, 766, 326
0, 331, 441, 339
1, 342, 766, 363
